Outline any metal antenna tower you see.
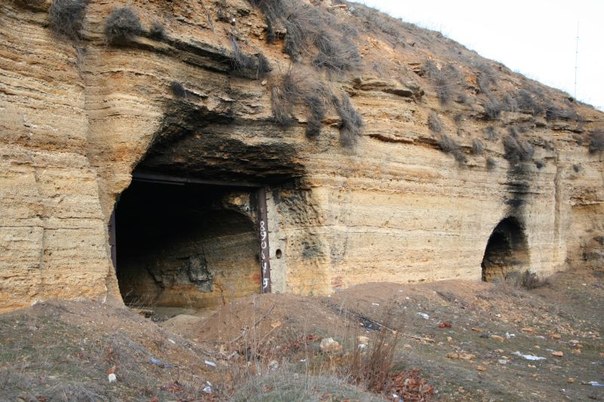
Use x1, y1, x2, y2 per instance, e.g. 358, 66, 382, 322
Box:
574, 21, 579, 99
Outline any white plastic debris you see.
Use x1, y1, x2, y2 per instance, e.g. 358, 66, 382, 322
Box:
204, 360, 217, 368
108, 373, 117, 383
417, 312, 430, 320
512, 351, 546, 361
168, 338, 176, 344
505, 332, 516, 339
372, 302, 380, 306
202, 381, 213, 393
587, 381, 604, 387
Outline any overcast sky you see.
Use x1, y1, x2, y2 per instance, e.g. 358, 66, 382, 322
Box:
354, 0, 604, 111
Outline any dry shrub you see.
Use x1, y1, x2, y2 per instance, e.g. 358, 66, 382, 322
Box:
508, 270, 549, 290
148, 21, 165, 40
347, 328, 399, 392
230, 37, 271, 79
486, 156, 497, 171
48, 0, 89, 40
503, 134, 534, 163
271, 69, 361, 144
588, 131, 604, 154
251, 0, 361, 73
472, 138, 484, 155
427, 112, 443, 133
437, 134, 466, 165
423, 61, 461, 105
334, 93, 363, 147
515, 89, 544, 116
104, 6, 142, 45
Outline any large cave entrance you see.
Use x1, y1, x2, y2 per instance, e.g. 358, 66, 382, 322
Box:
481, 217, 530, 282
113, 174, 265, 309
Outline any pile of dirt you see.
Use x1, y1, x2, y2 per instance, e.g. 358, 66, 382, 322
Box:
1, 267, 602, 401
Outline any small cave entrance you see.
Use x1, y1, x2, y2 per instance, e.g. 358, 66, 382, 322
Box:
481, 217, 530, 282
112, 175, 263, 309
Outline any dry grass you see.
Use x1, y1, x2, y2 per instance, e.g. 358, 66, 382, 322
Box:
104, 6, 143, 45
48, 0, 89, 40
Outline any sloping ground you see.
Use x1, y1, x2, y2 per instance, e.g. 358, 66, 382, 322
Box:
1, 266, 602, 401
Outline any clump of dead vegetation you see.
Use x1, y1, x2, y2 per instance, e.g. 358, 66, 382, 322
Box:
270, 68, 363, 146
104, 6, 143, 45
588, 130, 604, 154
230, 37, 272, 79
48, 0, 89, 40
503, 130, 534, 163
250, 0, 361, 73
423, 60, 462, 105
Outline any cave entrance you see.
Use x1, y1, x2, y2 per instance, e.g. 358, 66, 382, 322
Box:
112, 173, 270, 309
481, 217, 530, 282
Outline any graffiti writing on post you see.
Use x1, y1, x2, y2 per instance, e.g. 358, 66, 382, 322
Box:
257, 188, 271, 293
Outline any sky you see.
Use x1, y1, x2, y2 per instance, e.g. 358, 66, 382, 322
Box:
355, 0, 604, 111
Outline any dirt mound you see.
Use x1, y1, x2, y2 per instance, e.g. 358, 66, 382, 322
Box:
0, 267, 602, 401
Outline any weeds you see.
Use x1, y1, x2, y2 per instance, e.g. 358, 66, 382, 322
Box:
251, 0, 361, 73
486, 156, 497, 171
588, 131, 604, 154
503, 134, 534, 163
484, 97, 502, 120
148, 21, 165, 40
169, 81, 186, 98
485, 126, 497, 141
230, 37, 272, 79
334, 93, 363, 147
518, 270, 549, 290
472, 138, 484, 155
427, 112, 443, 133
104, 6, 143, 45
48, 0, 89, 40
423, 60, 460, 105
437, 133, 466, 165
515, 89, 544, 116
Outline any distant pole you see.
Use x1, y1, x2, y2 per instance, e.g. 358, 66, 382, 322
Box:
574, 21, 579, 99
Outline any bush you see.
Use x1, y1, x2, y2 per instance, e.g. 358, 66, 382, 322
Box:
149, 21, 165, 40
230, 37, 272, 79
48, 0, 89, 40
334, 93, 363, 147
503, 134, 534, 163
484, 97, 502, 120
423, 61, 460, 105
515, 89, 544, 116
518, 270, 549, 290
437, 134, 466, 165
484, 126, 497, 141
251, 0, 360, 73
427, 112, 443, 133
472, 138, 484, 155
169, 81, 186, 98
486, 156, 497, 171
588, 131, 604, 154
104, 6, 143, 45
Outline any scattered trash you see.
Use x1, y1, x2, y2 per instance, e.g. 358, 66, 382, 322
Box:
584, 381, 604, 387
202, 381, 213, 393
107, 373, 117, 383
268, 360, 279, 371
417, 312, 430, 320
168, 338, 176, 344
438, 321, 452, 329
371, 302, 380, 306
204, 360, 217, 368
320, 337, 342, 354
497, 359, 509, 365
505, 332, 516, 339
512, 351, 546, 361
149, 357, 173, 368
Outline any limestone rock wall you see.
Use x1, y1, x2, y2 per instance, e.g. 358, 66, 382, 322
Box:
0, 0, 602, 311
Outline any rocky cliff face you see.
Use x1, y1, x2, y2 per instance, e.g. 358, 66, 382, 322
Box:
1, 0, 602, 311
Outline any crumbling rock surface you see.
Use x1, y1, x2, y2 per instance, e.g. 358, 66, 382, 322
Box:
0, 0, 602, 311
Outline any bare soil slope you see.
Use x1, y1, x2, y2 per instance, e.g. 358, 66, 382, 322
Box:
1, 266, 602, 401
